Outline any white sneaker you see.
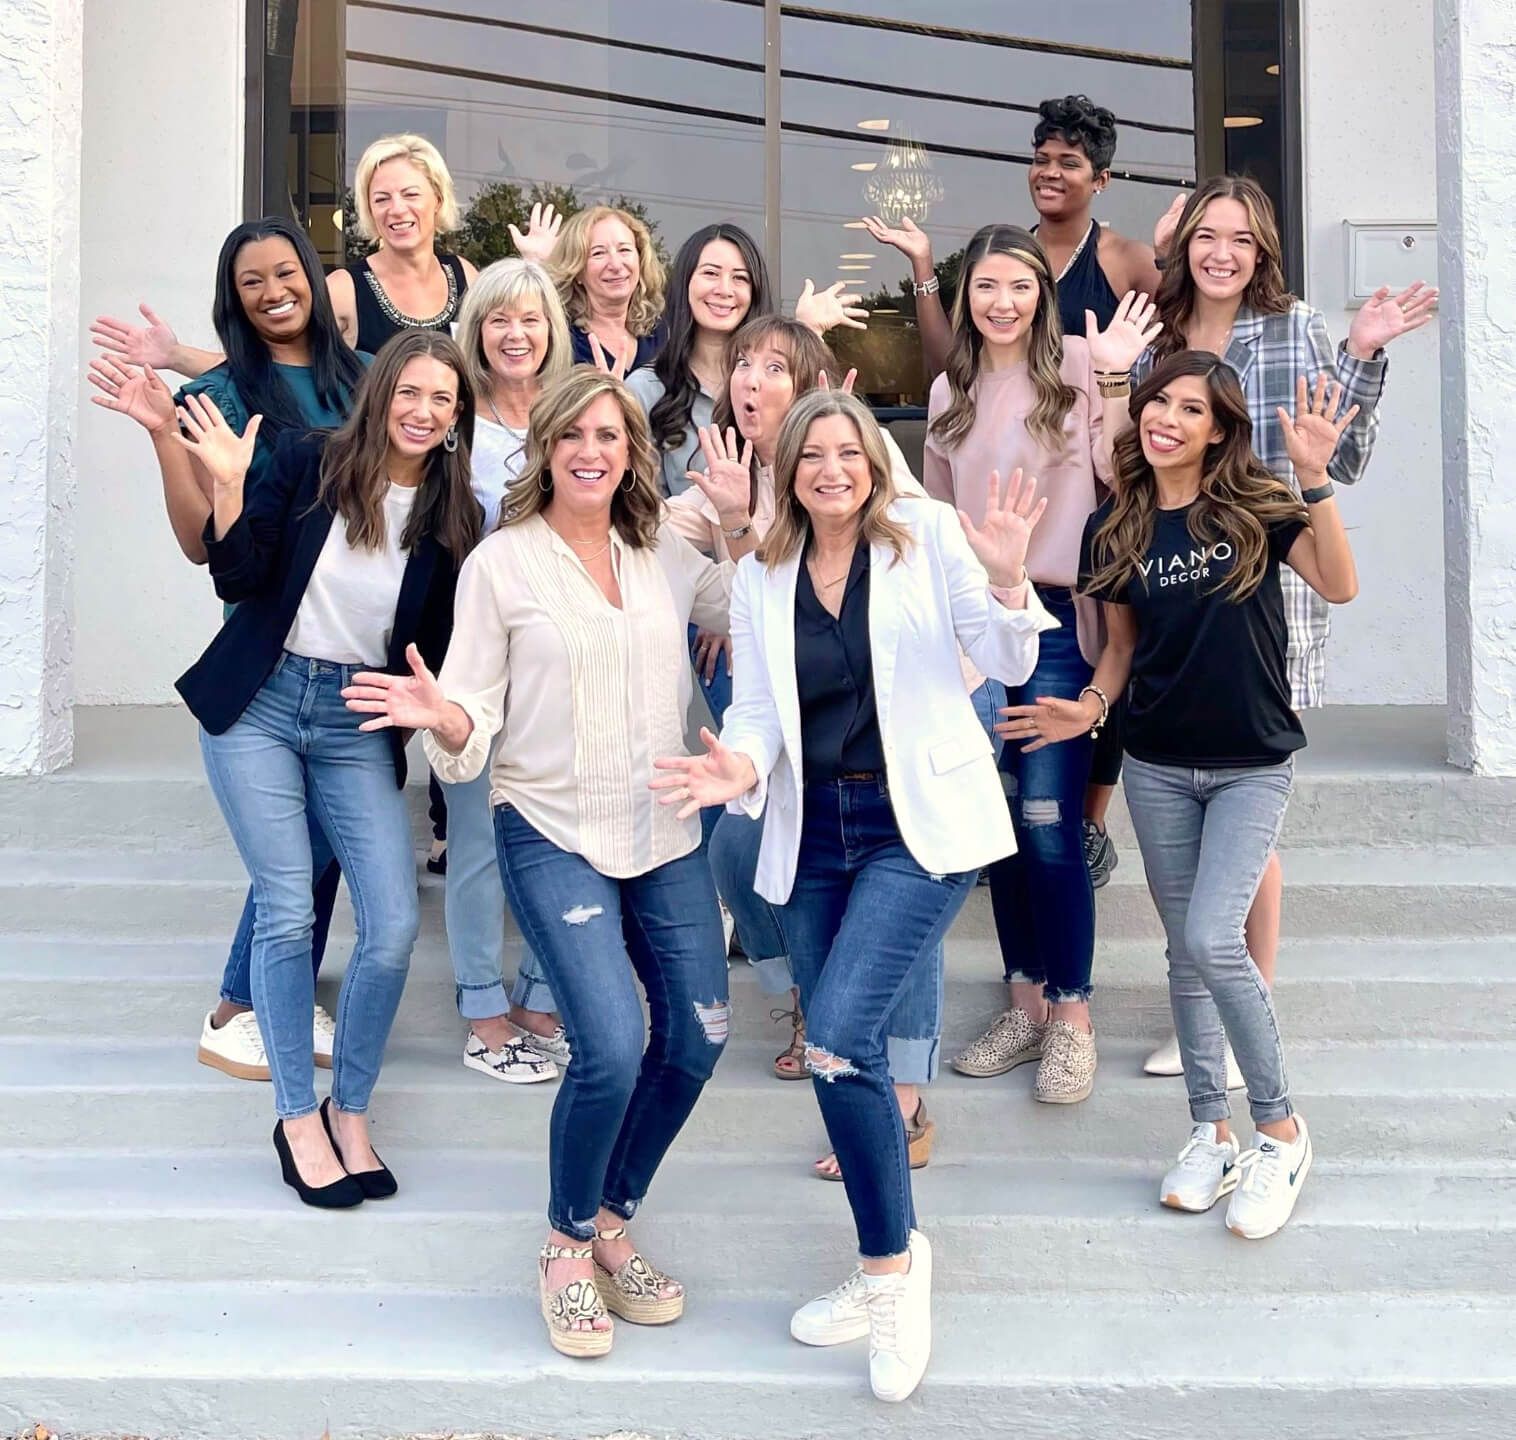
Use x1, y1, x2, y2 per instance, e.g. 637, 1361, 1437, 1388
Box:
508, 1018, 572, 1069
1143, 1031, 1246, 1091
790, 1266, 870, 1347
1226, 1115, 1313, 1239
462, 1030, 558, 1084
863, 1229, 932, 1404
1160, 1122, 1242, 1212
196, 1010, 270, 1082
313, 1004, 336, 1070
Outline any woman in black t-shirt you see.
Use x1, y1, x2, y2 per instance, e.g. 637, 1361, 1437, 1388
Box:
1002, 350, 1361, 1243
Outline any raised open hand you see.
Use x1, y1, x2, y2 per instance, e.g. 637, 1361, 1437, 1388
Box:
88, 356, 176, 434
342, 644, 449, 733
795, 278, 868, 334
650, 726, 759, 821
1277, 372, 1359, 480
1086, 290, 1162, 375
1347, 281, 1438, 356
860, 213, 934, 271
171, 391, 260, 489
587, 330, 632, 380
1153, 193, 1187, 262
90, 303, 181, 369
956, 468, 1047, 588
686, 424, 752, 527
508, 202, 564, 265
998, 695, 1099, 752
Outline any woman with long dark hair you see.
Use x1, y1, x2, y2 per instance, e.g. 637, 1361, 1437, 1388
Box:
1007, 351, 1361, 1238
88, 216, 368, 1086
174, 330, 481, 1207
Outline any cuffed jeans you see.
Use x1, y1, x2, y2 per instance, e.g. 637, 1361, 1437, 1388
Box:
1124, 755, 1295, 1126
439, 762, 557, 1021
494, 804, 728, 1240
988, 588, 1096, 1002
200, 654, 419, 1119
779, 777, 974, 1258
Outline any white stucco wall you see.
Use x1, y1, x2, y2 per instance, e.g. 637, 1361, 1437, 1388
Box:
72, 0, 243, 705
1301, 0, 1445, 704
0, 0, 82, 774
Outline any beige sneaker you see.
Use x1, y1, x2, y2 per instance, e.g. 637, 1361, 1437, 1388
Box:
951, 1008, 1047, 1078
1033, 1019, 1097, 1104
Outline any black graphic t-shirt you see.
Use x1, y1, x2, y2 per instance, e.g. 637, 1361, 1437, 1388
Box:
1078, 499, 1308, 767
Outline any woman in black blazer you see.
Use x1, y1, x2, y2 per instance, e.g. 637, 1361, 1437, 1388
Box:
174, 330, 480, 1207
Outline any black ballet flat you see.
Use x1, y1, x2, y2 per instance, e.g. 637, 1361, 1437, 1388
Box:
320, 1096, 399, 1199
273, 1119, 364, 1209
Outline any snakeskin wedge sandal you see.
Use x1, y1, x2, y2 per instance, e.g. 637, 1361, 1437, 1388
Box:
538, 1242, 614, 1357
592, 1225, 686, 1324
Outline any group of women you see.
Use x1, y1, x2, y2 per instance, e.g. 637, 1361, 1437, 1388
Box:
88, 93, 1434, 1403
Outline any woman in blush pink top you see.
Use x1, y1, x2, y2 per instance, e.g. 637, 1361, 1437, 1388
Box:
924, 223, 1145, 1107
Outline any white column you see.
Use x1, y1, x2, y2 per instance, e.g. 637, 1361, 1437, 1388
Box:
1436, 0, 1516, 774
0, 0, 82, 775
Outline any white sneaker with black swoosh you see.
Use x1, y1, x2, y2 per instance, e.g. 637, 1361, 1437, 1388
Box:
1226, 1114, 1313, 1239
1160, 1122, 1241, 1212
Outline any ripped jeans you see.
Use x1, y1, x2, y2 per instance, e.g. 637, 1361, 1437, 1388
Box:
494, 803, 729, 1241
778, 777, 974, 1258
987, 587, 1096, 1002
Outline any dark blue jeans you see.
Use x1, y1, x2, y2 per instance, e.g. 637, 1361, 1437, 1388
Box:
988, 588, 1096, 1001
494, 804, 729, 1240
778, 778, 975, 1258
690, 622, 734, 846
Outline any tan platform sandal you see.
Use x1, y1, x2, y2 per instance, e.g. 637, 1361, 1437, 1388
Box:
538, 1242, 614, 1358
771, 1002, 808, 1081
815, 1099, 936, 1182
592, 1225, 685, 1325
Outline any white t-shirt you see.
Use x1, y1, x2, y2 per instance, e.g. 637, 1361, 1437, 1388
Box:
471, 415, 530, 532
285, 484, 418, 666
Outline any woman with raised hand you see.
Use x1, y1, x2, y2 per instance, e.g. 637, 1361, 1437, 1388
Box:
545, 205, 669, 372
925, 224, 1139, 1106
1010, 353, 1360, 1239
654, 389, 1051, 1403
174, 329, 480, 1208
1127, 174, 1434, 1079
88, 216, 368, 1088
345, 368, 732, 1359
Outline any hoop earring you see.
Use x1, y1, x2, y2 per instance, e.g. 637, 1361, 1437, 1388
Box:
538, 472, 552, 493
620, 471, 637, 493
442, 426, 459, 454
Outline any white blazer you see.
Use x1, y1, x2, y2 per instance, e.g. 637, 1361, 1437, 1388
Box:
720, 497, 1059, 905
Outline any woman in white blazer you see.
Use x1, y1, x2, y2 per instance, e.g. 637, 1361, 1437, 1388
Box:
653, 390, 1053, 1403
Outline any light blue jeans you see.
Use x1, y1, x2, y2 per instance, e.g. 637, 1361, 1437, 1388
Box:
200, 653, 419, 1120
440, 763, 557, 1021
1123, 754, 1295, 1126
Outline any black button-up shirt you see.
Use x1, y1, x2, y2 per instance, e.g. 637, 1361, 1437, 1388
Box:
794, 539, 885, 784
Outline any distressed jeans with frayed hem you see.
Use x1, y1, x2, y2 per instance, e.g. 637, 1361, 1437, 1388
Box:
494, 804, 728, 1241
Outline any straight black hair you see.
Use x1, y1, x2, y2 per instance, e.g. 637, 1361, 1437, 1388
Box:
649, 222, 772, 456
211, 217, 366, 442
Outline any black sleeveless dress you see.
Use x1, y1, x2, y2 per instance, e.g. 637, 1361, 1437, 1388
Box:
1042, 220, 1121, 336
346, 253, 468, 355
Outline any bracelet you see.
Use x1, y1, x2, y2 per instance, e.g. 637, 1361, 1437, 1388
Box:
911, 275, 940, 297
1300, 481, 1335, 504
722, 521, 753, 540
1077, 684, 1110, 737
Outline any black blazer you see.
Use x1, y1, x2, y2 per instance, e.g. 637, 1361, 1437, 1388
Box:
174, 431, 461, 787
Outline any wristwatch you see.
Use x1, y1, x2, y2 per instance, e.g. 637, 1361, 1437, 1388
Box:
1300, 481, 1335, 504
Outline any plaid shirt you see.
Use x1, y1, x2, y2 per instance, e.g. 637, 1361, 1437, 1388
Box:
1134, 302, 1387, 706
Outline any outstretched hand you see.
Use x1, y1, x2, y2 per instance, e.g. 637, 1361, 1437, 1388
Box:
956, 468, 1047, 588
998, 695, 1098, 753
1086, 290, 1162, 375
795, 278, 868, 334
860, 214, 934, 271
1347, 281, 1438, 356
650, 726, 759, 821
171, 391, 260, 489
341, 644, 449, 733
1277, 373, 1359, 479
686, 424, 752, 525
88, 356, 176, 434
90, 303, 181, 370
508, 202, 564, 265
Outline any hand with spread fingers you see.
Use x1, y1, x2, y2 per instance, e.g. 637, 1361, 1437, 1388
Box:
342, 643, 449, 733
90, 302, 181, 370
794, 278, 869, 334
650, 726, 758, 821
1347, 281, 1438, 357
997, 695, 1100, 753
955, 467, 1048, 589
508, 201, 565, 266
88, 356, 177, 435
172, 391, 261, 490
1277, 373, 1360, 479
686, 424, 753, 527
860, 213, 935, 273
1086, 290, 1163, 374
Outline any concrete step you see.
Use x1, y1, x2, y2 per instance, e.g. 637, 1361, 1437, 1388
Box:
4, 1148, 1512, 1297
11, 844, 1516, 940
4, 935, 1513, 1046
5, 1283, 1514, 1440
7, 1036, 1513, 1162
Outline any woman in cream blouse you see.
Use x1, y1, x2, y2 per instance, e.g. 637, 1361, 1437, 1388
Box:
343, 368, 732, 1360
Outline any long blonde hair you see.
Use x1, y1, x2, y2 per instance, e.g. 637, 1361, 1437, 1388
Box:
548, 206, 667, 336
760, 391, 913, 569
352, 134, 460, 241
453, 258, 573, 406
503, 369, 663, 547
929, 224, 1075, 454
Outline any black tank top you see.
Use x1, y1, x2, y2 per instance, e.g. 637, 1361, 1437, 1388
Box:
1042, 220, 1121, 337
347, 253, 468, 355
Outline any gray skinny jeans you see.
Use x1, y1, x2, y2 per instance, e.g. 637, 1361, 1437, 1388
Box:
1123, 754, 1295, 1126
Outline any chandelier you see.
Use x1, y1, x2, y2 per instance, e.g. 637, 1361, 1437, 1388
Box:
863, 132, 945, 227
